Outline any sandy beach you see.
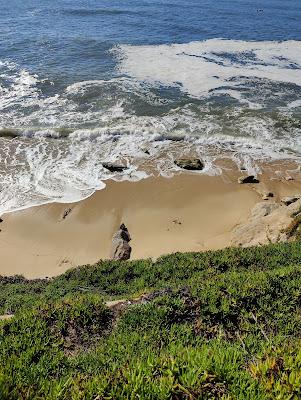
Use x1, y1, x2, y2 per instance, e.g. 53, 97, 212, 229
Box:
1, 164, 301, 279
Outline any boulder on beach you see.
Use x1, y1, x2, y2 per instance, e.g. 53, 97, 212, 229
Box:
174, 158, 204, 171
281, 195, 301, 206
110, 223, 132, 261
238, 175, 259, 184
262, 191, 274, 200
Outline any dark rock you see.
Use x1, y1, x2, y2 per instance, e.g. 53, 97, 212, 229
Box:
164, 135, 185, 142
111, 241, 131, 261
0, 218, 3, 223
141, 148, 150, 155
174, 158, 204, 171
102, 163, 126, 173
110, 223, 132, 261
281, 195, 300, 206
238, 175, 259, 184
262, 192, 274, 200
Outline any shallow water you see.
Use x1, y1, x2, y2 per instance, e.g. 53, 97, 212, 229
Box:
0, 0, 300, 213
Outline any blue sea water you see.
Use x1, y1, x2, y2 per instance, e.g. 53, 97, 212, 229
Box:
1, 0, 301, 80
0, 0, 301, 212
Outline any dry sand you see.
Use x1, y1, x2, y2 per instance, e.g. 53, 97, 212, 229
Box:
1, 166, 301, 279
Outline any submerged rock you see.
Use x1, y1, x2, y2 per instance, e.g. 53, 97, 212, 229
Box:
110, 223, 132, 261
174, 158, 204, 171
165, 135, 185, 142
102, 163, 126, 173
238, 175, 259, 184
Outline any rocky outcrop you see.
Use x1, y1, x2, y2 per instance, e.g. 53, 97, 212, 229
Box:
110, 224, 132, 261
231, 199, 301, 247
238, 175, 259, 184
102, 163, 126, 173
174, 158, 204, 171
251, 202, 279, 219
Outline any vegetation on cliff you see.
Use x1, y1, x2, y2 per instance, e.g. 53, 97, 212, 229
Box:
0, 242, 301, 399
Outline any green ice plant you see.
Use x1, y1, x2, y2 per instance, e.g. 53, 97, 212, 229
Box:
0, 242, 301, 398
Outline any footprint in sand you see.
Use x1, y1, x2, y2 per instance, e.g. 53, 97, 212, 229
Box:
59, 258, 71, 266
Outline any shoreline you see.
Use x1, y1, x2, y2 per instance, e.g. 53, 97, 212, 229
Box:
1, 165, 301, 279
1, 157, 300, 219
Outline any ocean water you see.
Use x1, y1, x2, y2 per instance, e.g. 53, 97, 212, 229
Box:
0, 0, 301, 213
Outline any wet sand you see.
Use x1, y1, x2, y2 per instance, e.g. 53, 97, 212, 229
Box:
1, 167, 301, 279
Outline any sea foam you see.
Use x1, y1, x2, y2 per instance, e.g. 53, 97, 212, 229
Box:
0, 39, 300, 214
114, 39, 301, 99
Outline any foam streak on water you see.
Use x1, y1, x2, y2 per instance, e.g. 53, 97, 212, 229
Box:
114, 39, 301, 100
0, 39, 301, 215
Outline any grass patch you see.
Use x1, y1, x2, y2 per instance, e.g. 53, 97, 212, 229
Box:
0, 242, 301, 398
